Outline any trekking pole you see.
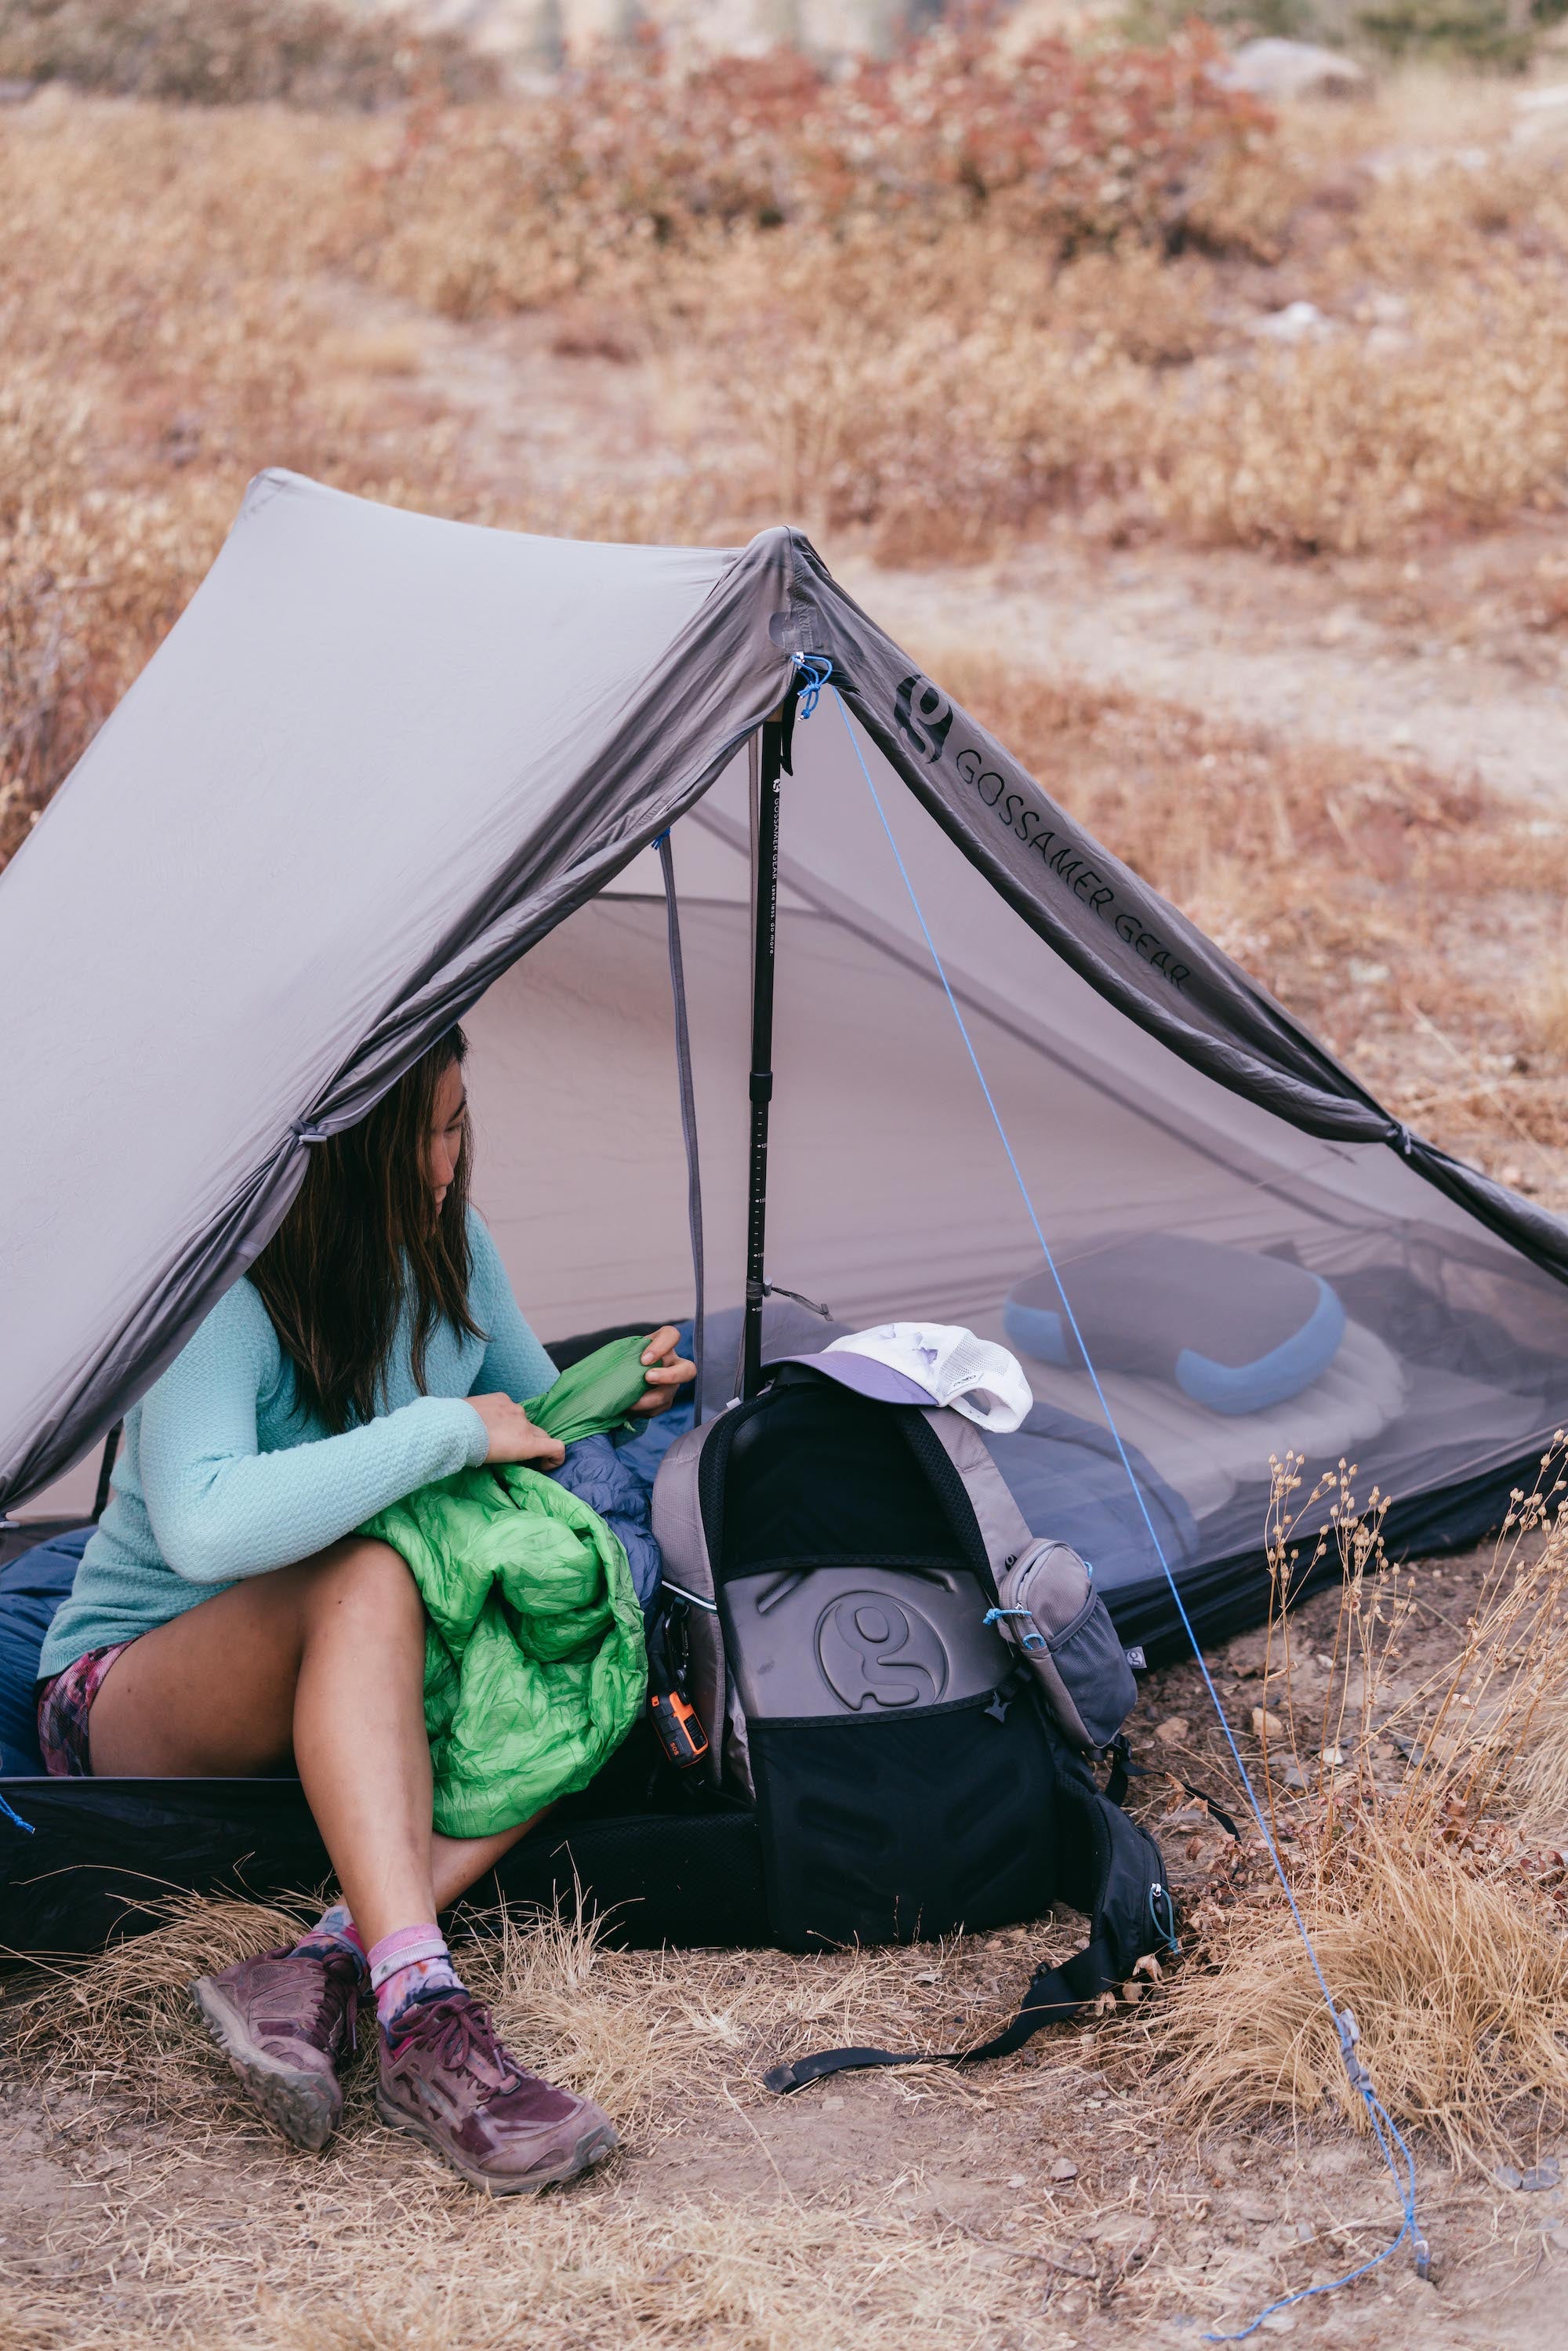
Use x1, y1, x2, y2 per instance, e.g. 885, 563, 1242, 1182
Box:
740, 703, 789, 1401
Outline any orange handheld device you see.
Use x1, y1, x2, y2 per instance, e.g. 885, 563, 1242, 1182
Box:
648, 1680, 709, 1769
646, 1612, 710, 1770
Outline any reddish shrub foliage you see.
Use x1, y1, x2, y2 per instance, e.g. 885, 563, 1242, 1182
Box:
362, 24, 1271, 317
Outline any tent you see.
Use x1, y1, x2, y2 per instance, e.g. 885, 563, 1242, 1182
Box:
4, 470, 1566, 1947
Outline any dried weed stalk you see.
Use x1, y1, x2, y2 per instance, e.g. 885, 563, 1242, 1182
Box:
1150, 1447, 1568, 2166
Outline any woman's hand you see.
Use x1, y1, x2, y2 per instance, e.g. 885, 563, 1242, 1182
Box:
630, 1325, 696, 1416
469, 1394, 566, 1470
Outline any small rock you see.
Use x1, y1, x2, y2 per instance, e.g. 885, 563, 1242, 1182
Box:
1050, 2157, 1079, 2182
1156, 1715, 1191, 1746
1251, 1708, 1286, 1742
1320, 1746, 1345, 1767
1520, 2160, 1561, 2192
1252, 300, 1330, 345
1494, 2164, 1524, 2190
1218, 38, 1370, 103
1232, 2192, 1274, 2223
1007, 2174, 1027, 2189
1283, 1763, 1310, 1791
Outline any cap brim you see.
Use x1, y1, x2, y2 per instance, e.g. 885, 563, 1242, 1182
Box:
771, 1352, 937, 1407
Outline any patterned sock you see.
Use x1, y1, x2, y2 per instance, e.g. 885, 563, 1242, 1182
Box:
368, 1924, 464, 2040
291, 1900, 368, 1979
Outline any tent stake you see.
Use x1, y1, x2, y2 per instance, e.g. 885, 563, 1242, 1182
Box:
741, 712, 787, 1400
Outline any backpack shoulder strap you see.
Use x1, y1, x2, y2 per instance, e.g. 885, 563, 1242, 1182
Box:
908, 1406, 1035, 1587
762, 1738, 1175, 2095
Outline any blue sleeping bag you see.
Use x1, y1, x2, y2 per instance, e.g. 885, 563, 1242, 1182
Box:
550, 1433, 662, 1613
0, 1527, 89, 1772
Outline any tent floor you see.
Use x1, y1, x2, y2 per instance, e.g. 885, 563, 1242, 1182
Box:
0, 1743, 769, 1960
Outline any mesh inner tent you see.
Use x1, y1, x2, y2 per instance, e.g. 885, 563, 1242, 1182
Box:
460, 718, 1568, 1641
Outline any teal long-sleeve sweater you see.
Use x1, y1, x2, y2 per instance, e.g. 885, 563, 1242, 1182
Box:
38, 1209, 556, 1679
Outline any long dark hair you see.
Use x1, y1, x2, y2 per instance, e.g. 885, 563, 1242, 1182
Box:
251, 1027, 481, 1432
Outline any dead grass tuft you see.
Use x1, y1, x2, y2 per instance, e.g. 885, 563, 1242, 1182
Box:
1143, 1456, 1568, 2167
1156, 1830, 1568, 2167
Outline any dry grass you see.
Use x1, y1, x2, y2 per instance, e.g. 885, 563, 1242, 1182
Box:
4, 1885, 1062, 2145
1141, 1456, 1568, 2171
0, 1891, 1111, 2350
0, 0, 499, 107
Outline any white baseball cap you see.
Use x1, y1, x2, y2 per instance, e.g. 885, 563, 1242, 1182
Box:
775, 1322, 1034, 1433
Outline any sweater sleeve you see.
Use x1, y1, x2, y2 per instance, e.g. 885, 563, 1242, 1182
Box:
138, 1285, 490, 1585
466, 1210, 558, 1402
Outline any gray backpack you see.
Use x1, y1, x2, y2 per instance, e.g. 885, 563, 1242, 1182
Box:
649, 1361, 1172, 2084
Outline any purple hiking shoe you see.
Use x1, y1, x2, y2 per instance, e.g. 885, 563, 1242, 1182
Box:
376, 1990, 618, 2195
191, 1947, 358, 2152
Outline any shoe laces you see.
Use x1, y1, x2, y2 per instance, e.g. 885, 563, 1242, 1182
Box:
413, 1993, 525, 2091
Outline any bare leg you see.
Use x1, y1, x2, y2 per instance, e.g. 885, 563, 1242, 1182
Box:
88, 1540, 542, 1945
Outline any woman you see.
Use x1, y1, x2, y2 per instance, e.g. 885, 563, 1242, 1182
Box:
34, 1027, 693, 2193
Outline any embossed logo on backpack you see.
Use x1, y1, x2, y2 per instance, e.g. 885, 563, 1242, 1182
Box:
815, 1593, 949, 1711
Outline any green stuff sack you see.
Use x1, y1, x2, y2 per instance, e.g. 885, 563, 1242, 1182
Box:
521, 1331, 652, 1448
362, 1334, 655, 1838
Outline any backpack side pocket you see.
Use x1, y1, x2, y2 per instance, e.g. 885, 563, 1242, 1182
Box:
993, 1542, 1138, 1750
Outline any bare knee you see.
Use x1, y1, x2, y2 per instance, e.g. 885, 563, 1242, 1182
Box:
299, 1537, 421, 1634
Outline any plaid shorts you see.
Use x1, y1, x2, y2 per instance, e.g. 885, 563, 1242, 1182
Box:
35, 1642, 132, 1777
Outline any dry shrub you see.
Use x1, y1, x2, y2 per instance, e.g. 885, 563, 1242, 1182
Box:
1147, 1455, 1568, 2167
1151, 273, 1568, 554
353, 25, 1271, 323
0, 0, 498, 108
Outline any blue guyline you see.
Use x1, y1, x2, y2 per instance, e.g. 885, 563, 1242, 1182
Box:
801, 658, 1426, 2340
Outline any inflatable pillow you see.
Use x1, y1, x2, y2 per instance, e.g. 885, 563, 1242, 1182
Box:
1003, 1235, 1347, 1419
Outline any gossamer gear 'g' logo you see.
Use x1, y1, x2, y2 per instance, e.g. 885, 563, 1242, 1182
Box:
894, 673, 953, 763
815, 1592, 949, 1712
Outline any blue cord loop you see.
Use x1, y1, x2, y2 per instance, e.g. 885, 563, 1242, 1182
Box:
792, 652, 833, 721
806, 680, 1427, 2338
1149, 1883, 1180, 1953
0, 1790, 34, 1834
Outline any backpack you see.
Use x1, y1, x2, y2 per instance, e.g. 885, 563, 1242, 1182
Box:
649, 1362, 1176, 2090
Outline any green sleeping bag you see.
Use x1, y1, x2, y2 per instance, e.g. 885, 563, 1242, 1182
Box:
361, 1334, 653, 1839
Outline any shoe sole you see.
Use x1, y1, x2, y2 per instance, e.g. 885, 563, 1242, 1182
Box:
191, 1975, 343, 2153
374, 2088, 619, 2196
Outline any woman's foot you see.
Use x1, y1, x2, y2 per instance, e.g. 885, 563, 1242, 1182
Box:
376, 1990, 617, 2195
191, 1949, 358, 2152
